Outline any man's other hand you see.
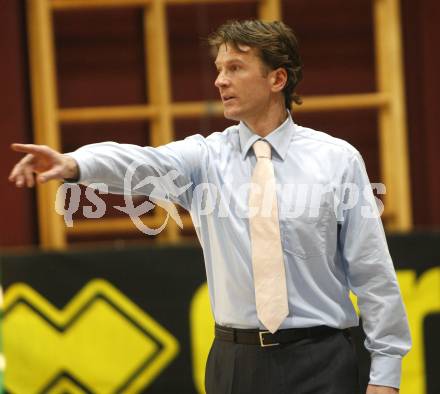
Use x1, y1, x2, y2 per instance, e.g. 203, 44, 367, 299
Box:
366, 384, 399, 394
8, 144, 78, 187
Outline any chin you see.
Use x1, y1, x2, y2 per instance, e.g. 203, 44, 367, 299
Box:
223, 108, 242, 122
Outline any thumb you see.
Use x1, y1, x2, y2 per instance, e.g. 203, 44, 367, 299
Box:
37, 166, 63, 183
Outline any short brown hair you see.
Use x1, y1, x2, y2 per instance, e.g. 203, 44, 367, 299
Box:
208, 19, 303, 108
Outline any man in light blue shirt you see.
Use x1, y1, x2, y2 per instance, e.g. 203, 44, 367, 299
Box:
10, 20, 410, 394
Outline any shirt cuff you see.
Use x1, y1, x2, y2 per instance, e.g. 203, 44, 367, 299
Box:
369, 354, 402, 389
65, 150, 95, 183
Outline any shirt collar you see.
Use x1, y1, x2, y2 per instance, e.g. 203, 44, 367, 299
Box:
238, 112, 295, 161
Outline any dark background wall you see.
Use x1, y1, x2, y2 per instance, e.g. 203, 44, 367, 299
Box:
1, 0, 439, 248
1, 235, 439, 393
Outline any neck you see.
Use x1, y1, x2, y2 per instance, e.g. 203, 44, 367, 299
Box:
244, 102, 288, 137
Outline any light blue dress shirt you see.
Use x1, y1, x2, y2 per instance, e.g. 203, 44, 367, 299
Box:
68, 113, 411, 388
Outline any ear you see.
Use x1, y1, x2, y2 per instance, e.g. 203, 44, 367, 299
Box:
270, 68, 287, 93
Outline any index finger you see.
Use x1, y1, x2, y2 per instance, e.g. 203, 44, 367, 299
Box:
11, 143, 50, 156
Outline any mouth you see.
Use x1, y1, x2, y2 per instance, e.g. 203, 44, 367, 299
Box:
222, 95, 236, 103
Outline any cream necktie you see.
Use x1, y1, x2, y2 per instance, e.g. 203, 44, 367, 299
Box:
249, 140, 289, 333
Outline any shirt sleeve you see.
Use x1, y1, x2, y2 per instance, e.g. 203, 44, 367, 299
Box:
65, 134, 207, 210
337, 152, 412, 389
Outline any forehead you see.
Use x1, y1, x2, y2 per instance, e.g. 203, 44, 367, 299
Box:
214, 43, 260, 65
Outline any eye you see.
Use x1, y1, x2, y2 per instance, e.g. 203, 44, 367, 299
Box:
230, 64, 240, 72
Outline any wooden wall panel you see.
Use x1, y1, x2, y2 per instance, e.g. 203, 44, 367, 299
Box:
282, 0, 379, 182
54, 8, 147, 107
283, 0, 376, 96
167, 2, 258, 102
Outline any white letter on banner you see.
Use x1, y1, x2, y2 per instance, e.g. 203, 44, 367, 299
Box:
83, 183, 108, 219
55, 183, 81, 227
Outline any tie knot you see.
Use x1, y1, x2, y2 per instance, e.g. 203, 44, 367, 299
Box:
253, 140, 271, 160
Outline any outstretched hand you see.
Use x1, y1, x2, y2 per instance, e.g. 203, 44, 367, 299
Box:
8, 144, 78, 187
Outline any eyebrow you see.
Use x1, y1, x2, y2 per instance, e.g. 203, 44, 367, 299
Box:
214, 59, 246, 68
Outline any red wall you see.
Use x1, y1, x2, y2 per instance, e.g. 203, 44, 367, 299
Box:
0, 0, 37, 247
1, 0, 439, 247
402, 0, 440, 228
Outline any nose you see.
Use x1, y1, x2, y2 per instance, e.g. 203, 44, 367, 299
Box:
215, 71, 229, 89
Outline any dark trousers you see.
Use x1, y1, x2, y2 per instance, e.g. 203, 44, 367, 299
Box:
205, 329, 359, 394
